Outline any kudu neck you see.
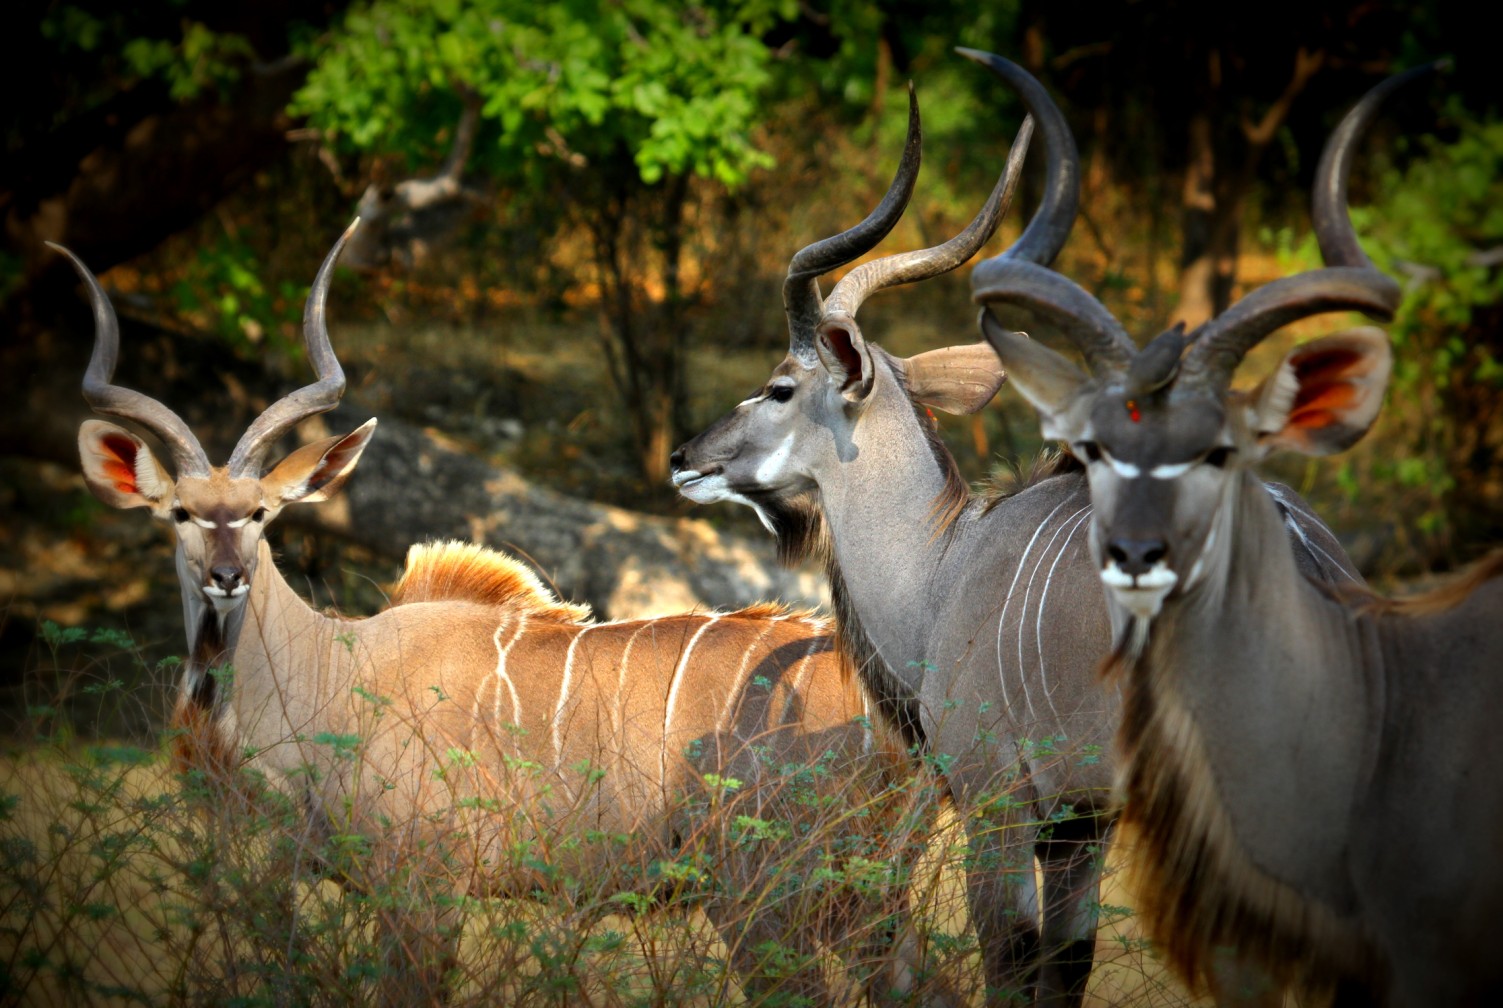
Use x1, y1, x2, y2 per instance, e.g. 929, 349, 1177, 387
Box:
807, 360, 991, 722
1118, 470, 1377, 911
179, 538, 345, 717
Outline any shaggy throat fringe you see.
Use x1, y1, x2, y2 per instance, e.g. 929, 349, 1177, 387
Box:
1105, 631, 1380, 1000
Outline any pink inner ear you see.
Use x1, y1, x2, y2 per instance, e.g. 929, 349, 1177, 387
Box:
99, 434, 141, 493
1286, 347, 1367, 432
819, 325, 862, 383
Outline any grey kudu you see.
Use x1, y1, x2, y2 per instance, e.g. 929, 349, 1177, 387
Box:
976, 61, 1503, 1006
672, 57, 1360, 1005
60, 224, 952, 1006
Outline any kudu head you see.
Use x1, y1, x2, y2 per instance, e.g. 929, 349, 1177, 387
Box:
671, 66, 1052, 547
972, 59, 1436, 623
65, 222, 377, 640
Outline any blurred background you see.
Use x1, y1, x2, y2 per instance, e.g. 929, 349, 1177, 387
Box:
3, 0, 1499, 734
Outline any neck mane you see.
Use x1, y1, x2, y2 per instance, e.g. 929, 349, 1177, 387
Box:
1102, 613, 1375, 999
1106, 474, 1394, 1003
391, 539, 592, 623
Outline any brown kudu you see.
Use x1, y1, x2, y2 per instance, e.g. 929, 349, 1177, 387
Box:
672, 61, 1361, 1006
975, 61, 1503, 1006
60, 223, 952, 1006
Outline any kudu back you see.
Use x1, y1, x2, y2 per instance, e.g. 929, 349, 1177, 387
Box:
61, 224, 949, 1005
672, 59, 1360, 1007
976, 61, 1503, 1006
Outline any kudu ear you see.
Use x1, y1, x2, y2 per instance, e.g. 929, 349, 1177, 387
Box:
978, 314, 1090, 439
902, 342, 1008, 415
815, 317, 876, 402
78, 420, 175, 513
262, 418, 378, 506
1246, 327, 1392, 458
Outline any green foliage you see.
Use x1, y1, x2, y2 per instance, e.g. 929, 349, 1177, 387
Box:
1367, 113, 1503, 554
293, 0, 797, 188
169, 236, 304, 357
1275, 111, 1503, 564
38, 3, 255, 105
1367, 112, 1503, 379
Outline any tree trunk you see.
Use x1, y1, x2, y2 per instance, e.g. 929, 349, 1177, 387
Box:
1173, 48, 1323, 328
1175, 109, 1220, 329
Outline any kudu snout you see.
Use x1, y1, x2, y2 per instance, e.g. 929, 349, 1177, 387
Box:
209, 564, 245, 594
1106, 537, 1168, 577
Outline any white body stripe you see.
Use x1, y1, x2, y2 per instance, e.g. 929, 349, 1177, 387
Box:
662, 616, 719, 787
554, 623, 598, 763
718, 620, 782, 737
490, 612, 527, 756
1036, 507, 1092, 719
995, 496, 1074, 718
1017, 503, 1091, 724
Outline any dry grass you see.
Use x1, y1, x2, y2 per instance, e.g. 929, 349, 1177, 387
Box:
0, 722, 1211, 1007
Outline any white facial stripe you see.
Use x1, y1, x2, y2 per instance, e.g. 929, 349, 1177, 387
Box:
1107, 456, 1141, 479
1189, 526, 1216, 585
1148, 461, 1193, 479
226, 515, 254, 529
192, 517, 216, 530
752, 432, 796, 485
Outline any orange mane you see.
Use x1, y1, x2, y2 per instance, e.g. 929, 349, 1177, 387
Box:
391, 540, 592, 623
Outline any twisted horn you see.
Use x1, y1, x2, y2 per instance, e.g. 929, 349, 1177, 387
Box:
1314, 62, 1446, 270
785, 85, 922, 363
228, 219, 360, 476
956, 48, 1080, 268
1183, 63, 1443, 389
820, 115, 1034, 321
51, 243, 212, 477
965, 50, 1137, 375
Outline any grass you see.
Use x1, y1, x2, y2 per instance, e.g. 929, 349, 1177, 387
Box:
0, 665, 1213, 1006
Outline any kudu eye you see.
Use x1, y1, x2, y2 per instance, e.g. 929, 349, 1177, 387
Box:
172, 507, 190, 524
1075, 441, 1103, 463
768, 385, 794, 404
252, 507, 268, 523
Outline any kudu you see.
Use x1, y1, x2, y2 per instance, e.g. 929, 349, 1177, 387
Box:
59, 224, 949, 1006
671, 59, 1359, 1006
974, 62, 1503, 1006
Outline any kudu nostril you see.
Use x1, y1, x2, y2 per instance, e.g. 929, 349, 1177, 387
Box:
1107, 538, 1168, 576
668, 447, 686, 471
211, 565, 243, 592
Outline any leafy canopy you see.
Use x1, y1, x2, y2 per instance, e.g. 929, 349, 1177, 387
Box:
293, 0, 798, 187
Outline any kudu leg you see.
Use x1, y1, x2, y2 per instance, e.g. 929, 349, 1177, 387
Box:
1035, 814, 1111, 1008
963, 816, 1043, 1006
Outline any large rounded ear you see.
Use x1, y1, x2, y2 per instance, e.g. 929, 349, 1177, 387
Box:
1246, 327, 1391, 458
978, 314, 1092, 441
903, 342, 1007, 415
78, 420, 175, 513
815, 316, 876, 402
262, 418, 377, 506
